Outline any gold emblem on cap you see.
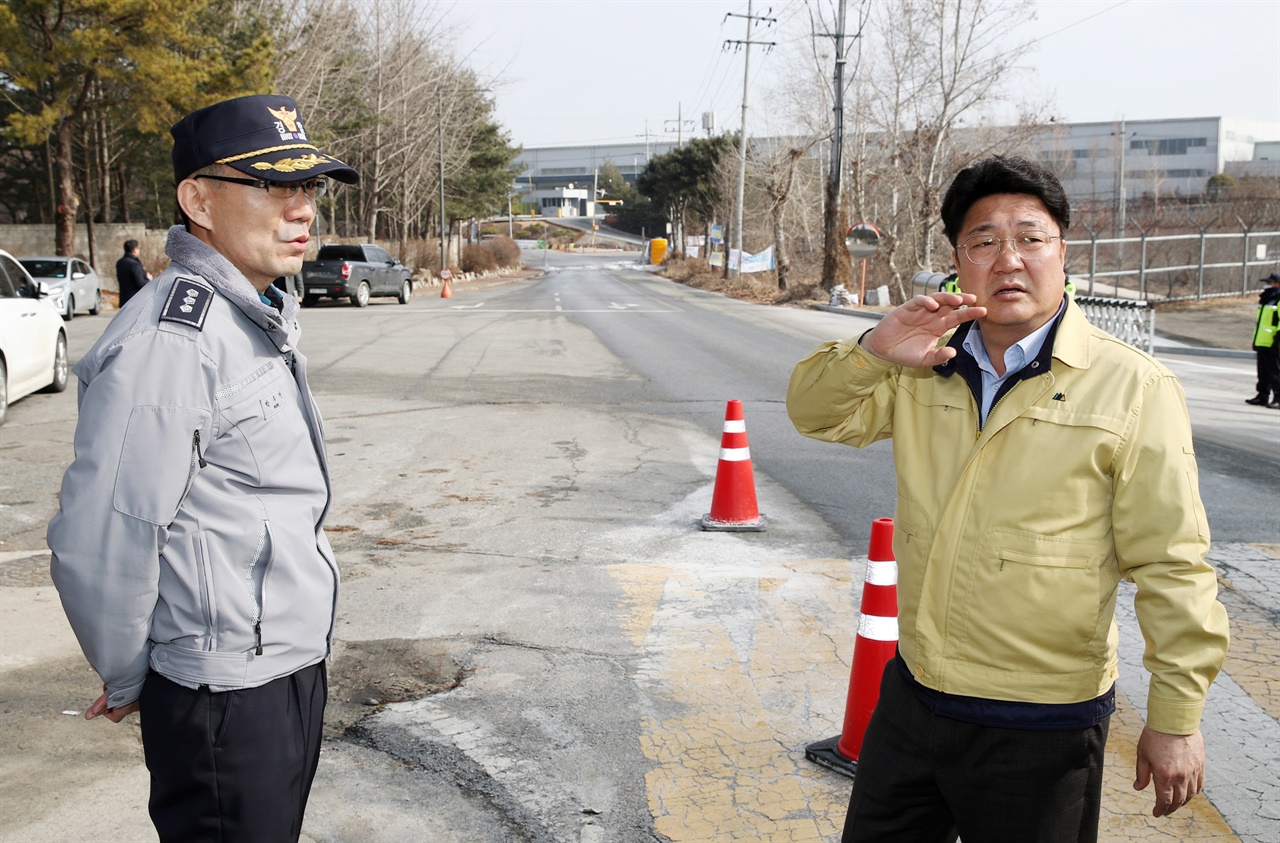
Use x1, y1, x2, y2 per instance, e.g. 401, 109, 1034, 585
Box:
250, 153, 329, 174
267, 105, 300, 132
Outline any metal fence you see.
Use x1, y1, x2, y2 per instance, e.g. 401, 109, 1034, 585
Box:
1067, 227, 1280, 303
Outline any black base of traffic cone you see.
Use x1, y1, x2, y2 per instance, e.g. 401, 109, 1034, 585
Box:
699, 513, 767, 532
804, 735, 858, 780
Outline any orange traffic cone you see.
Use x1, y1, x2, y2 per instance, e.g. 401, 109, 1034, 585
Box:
440, 279, 453, 299
805, 518, 899, 778
700, 400, 766, 532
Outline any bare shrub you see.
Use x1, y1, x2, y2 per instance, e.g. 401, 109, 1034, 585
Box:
485, 236, 521, 267
402, 239, 440, 274
460, 243, 498, 273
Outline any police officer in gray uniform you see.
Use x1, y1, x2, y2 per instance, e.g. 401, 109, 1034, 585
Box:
48, 94, 358, 843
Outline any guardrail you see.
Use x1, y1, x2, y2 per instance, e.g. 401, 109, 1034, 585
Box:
1074, 295, 1154, 353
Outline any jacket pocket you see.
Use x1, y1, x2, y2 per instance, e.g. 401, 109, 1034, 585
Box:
960, 529, 1103, 670
114, 406, 213, 525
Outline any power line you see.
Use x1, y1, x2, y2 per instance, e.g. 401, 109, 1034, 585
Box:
1024, 0, 1132, 47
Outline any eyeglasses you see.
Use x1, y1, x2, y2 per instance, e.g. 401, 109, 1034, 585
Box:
194, 174, 328, 199
959, 230, 1060, 265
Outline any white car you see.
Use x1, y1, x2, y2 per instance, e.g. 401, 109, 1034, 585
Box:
0, 250, 69, 426
19, 255, 103, 320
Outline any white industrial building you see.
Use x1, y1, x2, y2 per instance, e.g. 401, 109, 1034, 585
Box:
512, 141, 678, 216
513, 117, 1278, 213
1026, 117, 1280, 207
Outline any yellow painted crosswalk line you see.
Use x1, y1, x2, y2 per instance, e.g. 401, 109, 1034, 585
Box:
612, 559, 852, 842
1099, 693, 1240, 840
1216, 545, 1280, 724
610, 544, 1277, 841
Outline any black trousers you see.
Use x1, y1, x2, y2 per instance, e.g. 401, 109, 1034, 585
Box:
842, 661, 1109, 843
1255, 345, 1280, 401
139, 662, 327, 843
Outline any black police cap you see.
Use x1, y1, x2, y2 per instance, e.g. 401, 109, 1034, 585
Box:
171, 94, 359, 185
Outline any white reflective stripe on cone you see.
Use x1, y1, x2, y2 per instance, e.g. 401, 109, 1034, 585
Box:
723, 420, 747, 433
865, 560, 899, 586
858, 613, 899, 642
719, 447, 751, 462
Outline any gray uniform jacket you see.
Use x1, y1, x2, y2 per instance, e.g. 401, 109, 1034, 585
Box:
48, 226, 339, 709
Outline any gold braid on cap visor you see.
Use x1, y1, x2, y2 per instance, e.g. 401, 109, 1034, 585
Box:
216, 144, 331, 174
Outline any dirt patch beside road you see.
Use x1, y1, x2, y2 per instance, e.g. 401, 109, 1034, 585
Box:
1153, 297, 1256, 351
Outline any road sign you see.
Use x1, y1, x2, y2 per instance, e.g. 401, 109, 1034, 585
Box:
440, 269, 452, 281
845, 223, 881, 260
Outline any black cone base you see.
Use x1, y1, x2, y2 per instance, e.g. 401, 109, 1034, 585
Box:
804, 735, 858, 780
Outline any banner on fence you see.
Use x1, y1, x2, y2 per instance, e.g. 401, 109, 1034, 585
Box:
728, 246, 775, 273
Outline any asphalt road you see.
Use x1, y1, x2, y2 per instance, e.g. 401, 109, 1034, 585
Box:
0, 252, 1276, 842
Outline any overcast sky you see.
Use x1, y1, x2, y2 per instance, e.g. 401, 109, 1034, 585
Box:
454, 0, 1280, 148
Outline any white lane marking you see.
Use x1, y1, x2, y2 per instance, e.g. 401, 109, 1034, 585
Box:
1162, 358, 1253, 374
450, 303, 486, 309
374, 308, 678, 314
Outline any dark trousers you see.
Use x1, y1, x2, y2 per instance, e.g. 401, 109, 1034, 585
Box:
139, 662, 327, 843
1255, 345, 1280, 401
842, 662, 1108, 843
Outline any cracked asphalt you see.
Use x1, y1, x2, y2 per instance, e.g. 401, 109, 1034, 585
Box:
1, 257, 1276, 842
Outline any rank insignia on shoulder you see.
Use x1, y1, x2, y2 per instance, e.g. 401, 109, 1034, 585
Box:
160, 277, 214, 330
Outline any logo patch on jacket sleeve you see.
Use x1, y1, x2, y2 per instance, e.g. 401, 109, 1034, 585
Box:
160, 277, 214, 330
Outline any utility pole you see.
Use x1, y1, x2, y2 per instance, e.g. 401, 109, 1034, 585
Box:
820, 0, 852, 291
1112, 118, 1136, 267
725, 2, 776, 278
438, 89, 446, 275
1116, 117, 1128, 235
636, 121, 655, 164
665, 102, 694, 147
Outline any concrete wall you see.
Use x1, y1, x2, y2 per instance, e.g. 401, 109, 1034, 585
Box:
0, 223, 163, 290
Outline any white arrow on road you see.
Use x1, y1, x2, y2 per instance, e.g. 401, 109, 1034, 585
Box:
451, 303, 486, 309
608, 302, 639, 310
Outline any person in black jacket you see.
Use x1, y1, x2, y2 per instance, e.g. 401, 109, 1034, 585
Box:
1246, 272, 1280, 408
115, 240, 150, 307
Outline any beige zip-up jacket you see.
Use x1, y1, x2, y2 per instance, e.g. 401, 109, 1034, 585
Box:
787, 301, 1228, 735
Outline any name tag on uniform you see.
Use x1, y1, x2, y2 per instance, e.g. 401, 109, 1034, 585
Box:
160, 277, 214, 330
261, 389, 285, 419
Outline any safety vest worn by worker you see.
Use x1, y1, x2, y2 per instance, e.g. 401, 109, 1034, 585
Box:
1254, 300, 1279, 348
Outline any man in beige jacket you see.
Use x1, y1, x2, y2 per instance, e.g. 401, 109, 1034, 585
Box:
787, 155, 1228, 842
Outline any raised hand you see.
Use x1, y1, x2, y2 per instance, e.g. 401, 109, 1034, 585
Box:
862, 292, 986, 368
